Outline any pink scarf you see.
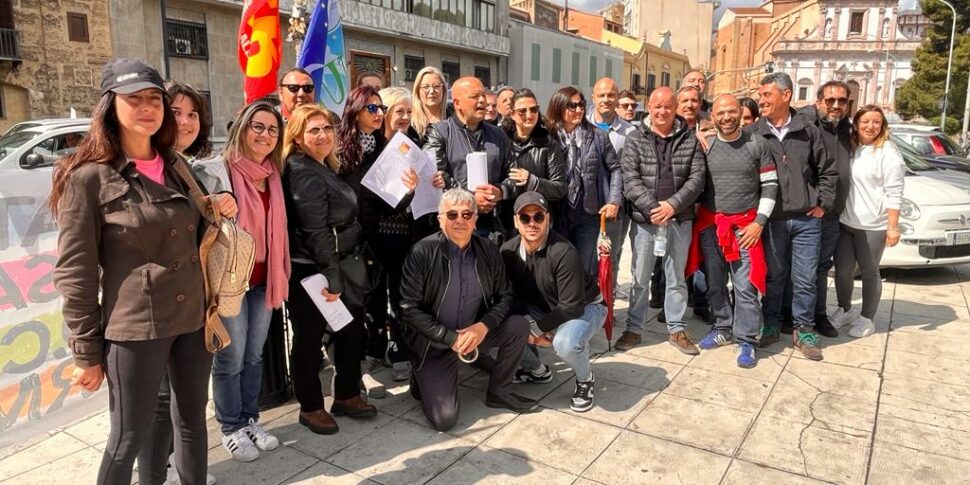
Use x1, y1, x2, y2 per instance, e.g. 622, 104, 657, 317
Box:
229, 156, 291, 309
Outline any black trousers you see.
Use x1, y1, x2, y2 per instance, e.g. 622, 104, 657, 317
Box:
412, 315, 528, 431
364, 234, 413, 363
288, 262, 366, 410
137, 374, 175, 485
99, 328, 211, 485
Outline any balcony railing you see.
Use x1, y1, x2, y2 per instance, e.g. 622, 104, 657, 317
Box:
0, 28, 22, 62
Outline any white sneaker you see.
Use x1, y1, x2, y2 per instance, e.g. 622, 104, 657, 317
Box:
245, 418, 279, 451
222, 429, 258, 462
848, 317, 876, 338
361, 357, 387, 399
830, 307, 858, 329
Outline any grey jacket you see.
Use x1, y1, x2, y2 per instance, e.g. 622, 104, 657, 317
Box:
621, 115, 706, 223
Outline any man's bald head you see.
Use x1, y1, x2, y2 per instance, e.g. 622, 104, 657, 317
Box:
592, 77, 619, 121
593, 77, 617, 93
711, 94, 742, 137
647, 87, 677, 135
649, 87, 676, 108
451, 77, 487, 127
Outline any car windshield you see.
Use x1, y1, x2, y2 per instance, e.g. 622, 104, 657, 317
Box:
0, 132, 38, 159
891, 136, 937, 172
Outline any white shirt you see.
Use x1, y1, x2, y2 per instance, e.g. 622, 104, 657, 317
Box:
841, 141, 906, 231
767, 114, 793, 141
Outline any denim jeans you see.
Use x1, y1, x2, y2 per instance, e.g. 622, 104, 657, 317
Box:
700, 227, 762, 344
566, 210, 602, 278
212, 286, 274, 434
762, 217, 821, 330
815, 214, 841, 316
627, 220, 692, 334
519, 303, 606, 381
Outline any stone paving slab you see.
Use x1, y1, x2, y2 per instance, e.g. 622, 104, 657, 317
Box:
5, 267, 970, 484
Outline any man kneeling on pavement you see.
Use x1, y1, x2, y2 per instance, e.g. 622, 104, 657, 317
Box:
400, 188, 539, 431
501, 192, 607, 412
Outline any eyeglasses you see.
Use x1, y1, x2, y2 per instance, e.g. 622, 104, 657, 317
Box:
823, 97, 849, 107
514, 106, 541, 116
566, 102, 586, 112
619, 102, 638, 110
306, 125, 335, 137
248, 120, 280, 137
444, 210, 475, 221
365, 104, 388, 114
282, 84, 315, 94
420, 83, 444, 93
517, 212, 547, 225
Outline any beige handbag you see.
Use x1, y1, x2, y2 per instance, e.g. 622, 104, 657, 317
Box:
173, 157, 256, 352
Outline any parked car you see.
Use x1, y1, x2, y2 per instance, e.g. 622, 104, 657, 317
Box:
887, 132, 970, 173
893, 126, 967, 158
882, 140, 970, 268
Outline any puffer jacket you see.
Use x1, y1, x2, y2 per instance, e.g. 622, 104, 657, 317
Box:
749, 108, 837, 219
620, 115, 706, 223
556, 123, 623, 214
501, 127, 567, 203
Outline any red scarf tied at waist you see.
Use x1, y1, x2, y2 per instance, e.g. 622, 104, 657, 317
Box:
686, 206, 767, 295
229, 156, 291, 309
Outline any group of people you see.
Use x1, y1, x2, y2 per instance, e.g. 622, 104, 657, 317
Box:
51, 58, 904, 485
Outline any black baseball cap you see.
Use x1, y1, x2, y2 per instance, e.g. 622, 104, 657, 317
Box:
101, 58, 166, 96
514, 191, 550, 213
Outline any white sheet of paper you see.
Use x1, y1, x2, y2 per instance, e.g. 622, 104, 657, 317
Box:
465, 151, 489, 191
410, 149, 443, 219
299, 274, 354, 332
361, 132, 416, 207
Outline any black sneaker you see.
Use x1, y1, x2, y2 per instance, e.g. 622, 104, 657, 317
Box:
693, 307, 712, 324
512, 364, 553, 384
649, 296, 664, 309
570, 376, 595, 413
814, 314, 839, 338
658, 310, 666, 323
485, 392, 540, 413
409, 374, 421, 401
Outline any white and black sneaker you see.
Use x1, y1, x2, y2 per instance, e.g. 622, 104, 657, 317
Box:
222, 428, 259, 462
570, 375, 595, 413
244, 418, 279, 451
512, 364, 554, 384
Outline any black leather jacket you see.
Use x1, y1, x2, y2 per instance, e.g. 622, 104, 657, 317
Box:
399, 232, 514, 369
501, 127, 568, 203
282, 152, 361, 294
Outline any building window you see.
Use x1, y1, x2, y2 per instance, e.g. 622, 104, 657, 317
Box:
441, 59, 460, 84
552, 48, 562, 83
605, 59, 613, 80
571, 52, 580, 85
647, 73, 656, 94
531, 43, 541, 81
661, 71, 670, 87
589, 55, 597, 86
67, 12, 89, 42
798, 86, 808, 101
631, 72, 641, 91
165, 19, 208, 60
351, 51, 391, 88
474, 65, 490, 88
849, 11, 865, 35
404, 55, 424, 82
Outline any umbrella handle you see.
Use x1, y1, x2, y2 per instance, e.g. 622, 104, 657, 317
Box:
600, 212, 607, 234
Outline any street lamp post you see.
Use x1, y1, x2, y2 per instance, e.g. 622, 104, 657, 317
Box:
938, 0, 957, 131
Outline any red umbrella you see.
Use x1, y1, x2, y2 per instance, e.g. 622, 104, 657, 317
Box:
597, 213, 615, 350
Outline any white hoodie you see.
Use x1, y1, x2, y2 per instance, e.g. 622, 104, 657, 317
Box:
841, 141, 906, 231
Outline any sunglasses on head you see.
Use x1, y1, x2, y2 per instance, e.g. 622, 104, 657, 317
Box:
248, 120, 280, 137
566, 102, 585, 112
517, 212, 547, 225
823, 97, 849, 107
283, 84, 315, 94
445, 210, 475, 221
365, 104, 388, 114
514, 106, 541, 116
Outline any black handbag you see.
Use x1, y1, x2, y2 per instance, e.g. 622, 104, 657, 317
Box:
336, 240, 383, 310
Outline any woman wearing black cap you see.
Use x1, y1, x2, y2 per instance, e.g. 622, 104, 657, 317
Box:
51, 58, 236, 485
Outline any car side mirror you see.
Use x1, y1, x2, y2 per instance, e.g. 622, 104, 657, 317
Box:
22, 153, 45, 168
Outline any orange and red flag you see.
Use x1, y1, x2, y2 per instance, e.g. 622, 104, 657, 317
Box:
238, 0, 281, 103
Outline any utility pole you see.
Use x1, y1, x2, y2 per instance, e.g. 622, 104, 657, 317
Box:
938, 0, 957, 131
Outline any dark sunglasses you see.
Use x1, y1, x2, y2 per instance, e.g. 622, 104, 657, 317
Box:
248, 120, 280, 137
365, 104, 388, 114
514, 106, 541, 116
566, 102, 585, 112
282, 84, 315, 94
445, 210, 475, 221
823, 97, 849, 107
517, 212, 547, 225
619, 102, 638, 110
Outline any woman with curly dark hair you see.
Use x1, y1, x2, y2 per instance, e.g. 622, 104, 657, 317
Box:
336, 85, 419, 399
168, 81, 212, 159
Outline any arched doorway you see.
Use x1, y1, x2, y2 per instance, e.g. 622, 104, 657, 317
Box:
846, 80, 861, 117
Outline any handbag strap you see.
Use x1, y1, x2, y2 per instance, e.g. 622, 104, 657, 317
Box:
171, 155, 220, 226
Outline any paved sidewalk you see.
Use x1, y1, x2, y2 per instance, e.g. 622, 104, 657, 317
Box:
3, 262, 970, 484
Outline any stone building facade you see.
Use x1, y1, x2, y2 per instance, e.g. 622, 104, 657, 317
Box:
0, 0, 113, 132
621, 0, 716, 71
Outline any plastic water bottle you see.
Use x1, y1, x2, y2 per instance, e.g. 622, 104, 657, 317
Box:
653, 223, 668, 257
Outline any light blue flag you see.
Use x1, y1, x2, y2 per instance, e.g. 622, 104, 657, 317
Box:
297, 0, 349, 116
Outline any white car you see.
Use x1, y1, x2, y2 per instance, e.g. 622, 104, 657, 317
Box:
882, 141, 970, 268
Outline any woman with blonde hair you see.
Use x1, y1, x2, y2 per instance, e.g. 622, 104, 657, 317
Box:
830, 105, 904, 339
410, 66, 450, 140
282, 104, 376, 434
